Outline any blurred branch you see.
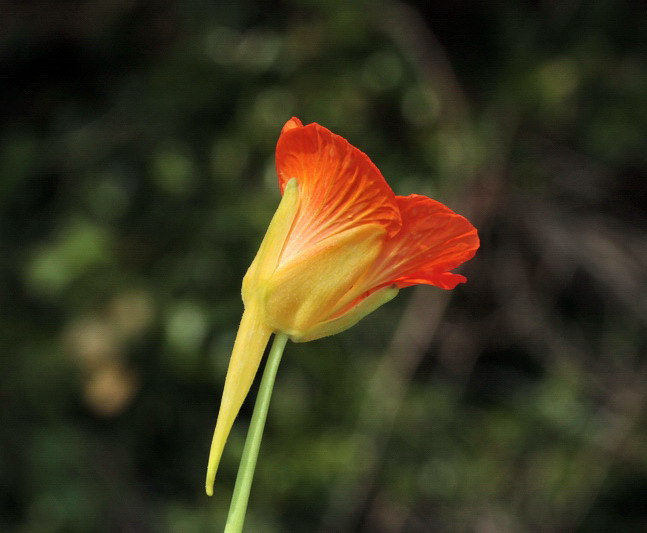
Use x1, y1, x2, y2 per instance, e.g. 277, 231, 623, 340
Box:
491, 190, 647, 530
376, 0, 470, 129
530, 206, 647, 322
319, 285, 452, 532
560, 366, 647, 530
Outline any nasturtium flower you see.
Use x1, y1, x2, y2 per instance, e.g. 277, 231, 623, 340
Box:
206, 118, 479, 495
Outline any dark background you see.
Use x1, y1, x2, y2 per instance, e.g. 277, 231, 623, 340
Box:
2, 1, 647, 531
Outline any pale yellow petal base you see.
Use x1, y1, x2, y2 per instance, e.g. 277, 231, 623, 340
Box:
263, 224, 387, 337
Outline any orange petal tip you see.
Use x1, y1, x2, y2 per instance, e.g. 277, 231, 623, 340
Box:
281, 117, 303, 135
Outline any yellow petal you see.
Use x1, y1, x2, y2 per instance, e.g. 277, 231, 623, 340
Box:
262, 223, 386, 338
205, 302, 272, 496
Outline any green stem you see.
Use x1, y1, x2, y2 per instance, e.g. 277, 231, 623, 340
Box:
224, 332, 289, 533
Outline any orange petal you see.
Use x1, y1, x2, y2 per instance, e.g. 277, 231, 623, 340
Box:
367, 194, 479, 290
275, 118, 400, 263
280, 117, 303, 135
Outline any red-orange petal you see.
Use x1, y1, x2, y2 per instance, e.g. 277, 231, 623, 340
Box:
280, 117, 303, 135
366, 194, 479, 290
275, 118, 401, 260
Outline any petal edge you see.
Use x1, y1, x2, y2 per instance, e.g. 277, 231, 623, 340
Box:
363, 194, 479, 291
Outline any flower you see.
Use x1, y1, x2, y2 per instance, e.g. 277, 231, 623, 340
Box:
206, 117, 479, 495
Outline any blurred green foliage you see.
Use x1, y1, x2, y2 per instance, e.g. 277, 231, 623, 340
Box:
1, 0, 647, 531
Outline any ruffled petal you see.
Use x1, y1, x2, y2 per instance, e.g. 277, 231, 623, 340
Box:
275, 118, 401, 264
366, 194, 479, 290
